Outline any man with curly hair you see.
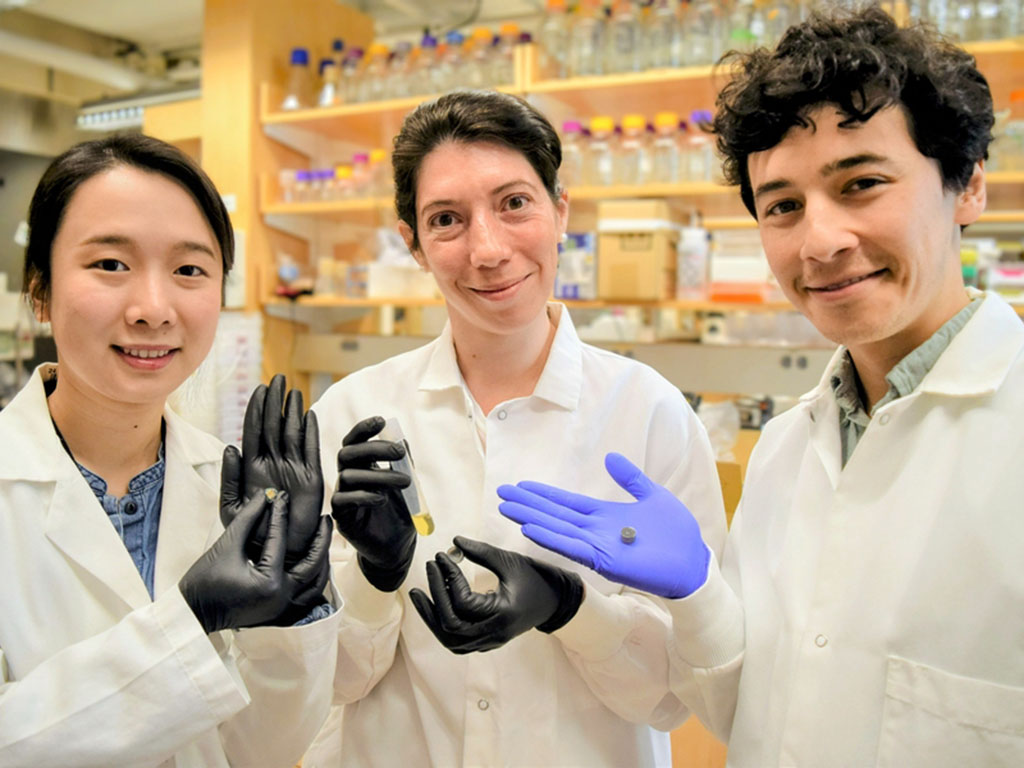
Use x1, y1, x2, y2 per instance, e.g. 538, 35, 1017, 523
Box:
498, 6, 1024, 765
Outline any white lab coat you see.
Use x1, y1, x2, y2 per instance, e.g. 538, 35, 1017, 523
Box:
305, 307, 727, 768
668, 290, 1024, 766
0, 364, 342, 768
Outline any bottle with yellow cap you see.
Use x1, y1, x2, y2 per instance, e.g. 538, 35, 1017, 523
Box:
585, 116, 616, 187
368, 149, 392, 197
651, 111, 682, 183
615, 113, 649, 186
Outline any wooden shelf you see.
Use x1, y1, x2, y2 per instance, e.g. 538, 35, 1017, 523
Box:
264, 295, 795, 312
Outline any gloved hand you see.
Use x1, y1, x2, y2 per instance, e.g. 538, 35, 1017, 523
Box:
497, 452, 711, 599
330, 416, 416, 592
220, 373, 324, 567
180, 490, 332, 633
408, 536, 584, 654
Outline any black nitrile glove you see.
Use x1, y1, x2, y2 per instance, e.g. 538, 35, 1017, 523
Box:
220, 373, 324, 567
409, 536, 584, 654
181, 490, 328, 633
330, 416, 416, 592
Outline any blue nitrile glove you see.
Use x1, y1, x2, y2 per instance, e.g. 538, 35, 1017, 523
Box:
497, 452, 711, 599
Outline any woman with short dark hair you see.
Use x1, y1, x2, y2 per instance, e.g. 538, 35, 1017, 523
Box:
0, 133, 338, 767
305, 90, 727, 768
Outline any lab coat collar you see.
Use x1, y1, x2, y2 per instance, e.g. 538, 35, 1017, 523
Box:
918, 290, 1024, 396
0, 364, 222, 607
800, 290, 1024, 410
0, 364, 222, 478
155, 406, 224, 594
418, 302, 582, 411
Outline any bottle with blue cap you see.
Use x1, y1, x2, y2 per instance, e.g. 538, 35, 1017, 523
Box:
439, 30, 466, 91
281, 47, 312, 110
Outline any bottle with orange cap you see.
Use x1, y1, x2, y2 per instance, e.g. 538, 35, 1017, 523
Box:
539, 0, 571, 79
358, 43, 391, 103
466, 27, 495, 88
493, 22, 521, 85
569, 0, 606, 77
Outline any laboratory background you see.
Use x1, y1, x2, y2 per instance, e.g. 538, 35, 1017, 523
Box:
0, 0, 1022, 763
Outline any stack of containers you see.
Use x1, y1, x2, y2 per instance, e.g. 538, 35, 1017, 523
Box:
597, 199, 681, 300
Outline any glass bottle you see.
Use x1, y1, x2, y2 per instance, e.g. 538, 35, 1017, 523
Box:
317, 58, 341, 108
493, 22, 521, 85
466, 27, 495, 88
686, 109, 715, 182
569, 0, 606, 76
646, 0, 684, 70
358, 44, 391, 103
608, 0, 644, 73
651, 111, 682, 183
281, 47, 312, 110
683, 0, 723, 66
561, 120, 587, 188
439, 31, 466, 91
340, 47, 363, 103
585, 116, 616, 186
539, 0, 571, 78
615, 113, 649, 185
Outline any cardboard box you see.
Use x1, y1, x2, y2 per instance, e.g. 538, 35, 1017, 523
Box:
596, 200, 680, 300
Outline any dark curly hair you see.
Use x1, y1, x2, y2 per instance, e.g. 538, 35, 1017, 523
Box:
392, 89, 562, 251
711, 5, 994, 218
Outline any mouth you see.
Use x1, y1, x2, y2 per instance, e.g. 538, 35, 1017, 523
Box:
806, 268, 887, 293
468, 274, 529, 299
113, 345, 179, 368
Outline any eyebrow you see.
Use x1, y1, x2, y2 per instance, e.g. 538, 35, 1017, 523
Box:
81, 234, 217, 259
420, 179, 536, 214
752, 153, 892, 201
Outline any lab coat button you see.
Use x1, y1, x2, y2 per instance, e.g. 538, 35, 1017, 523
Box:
814, 634, 828, 648
477, 698, 490, 711
497, 410, 508, 421
879, 413, 892, 425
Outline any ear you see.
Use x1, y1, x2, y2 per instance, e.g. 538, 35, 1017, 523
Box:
27, 278, 49, 323
555, 187, 569, 239
397, 220, 428, 271
953, 161, 986, 227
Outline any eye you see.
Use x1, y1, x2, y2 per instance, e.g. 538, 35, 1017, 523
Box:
506, 194, 529, 211
845, 176, 885, 193
91, 258, 128, 272
428, 211, 457, 228
175, 264, 208, 278
764, 199, 801, 218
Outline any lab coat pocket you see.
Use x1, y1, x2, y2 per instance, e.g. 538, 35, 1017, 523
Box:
877, 655, 1024, 768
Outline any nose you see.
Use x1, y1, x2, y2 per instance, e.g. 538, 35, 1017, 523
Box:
798, 195, 859, 264
467, 210, 512, 269
125, 270, 178, 327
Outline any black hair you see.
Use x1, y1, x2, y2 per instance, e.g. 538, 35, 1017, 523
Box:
24, 133, 234, 307
392, 89, 562, 250
711, 5, 994, 217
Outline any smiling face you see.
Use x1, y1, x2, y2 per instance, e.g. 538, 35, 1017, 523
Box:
43, 165, 223, 409
748, 105, 985, 363
399, 140, 568, 340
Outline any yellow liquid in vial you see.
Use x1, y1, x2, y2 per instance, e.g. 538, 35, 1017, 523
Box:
412, 511, 435, 536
